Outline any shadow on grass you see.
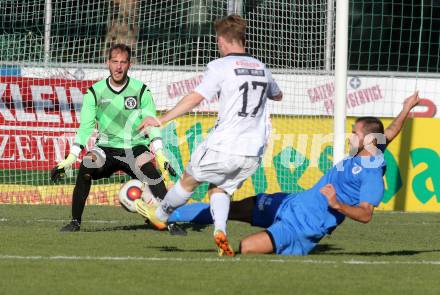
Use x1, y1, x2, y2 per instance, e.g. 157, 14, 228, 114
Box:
312, 244, 440, 256
147, 246, 217, 253
82, 224, 149, 232
175, 223, 209, 232
81, 222, 209, 233
310, 244, 344, 254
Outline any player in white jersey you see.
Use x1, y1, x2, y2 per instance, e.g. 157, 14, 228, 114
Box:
196, 55, 279, 156
136, 15, 282, 256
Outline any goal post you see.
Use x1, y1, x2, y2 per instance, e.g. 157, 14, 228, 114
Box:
333, 0, 348, 165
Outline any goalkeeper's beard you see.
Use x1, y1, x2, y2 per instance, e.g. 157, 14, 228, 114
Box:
110, 71, 128, 85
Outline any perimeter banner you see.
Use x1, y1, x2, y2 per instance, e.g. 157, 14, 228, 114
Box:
0, 76, 94, 169
1, 114, 438, 212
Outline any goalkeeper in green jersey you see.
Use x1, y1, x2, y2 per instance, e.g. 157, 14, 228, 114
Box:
51, 44, 176, 232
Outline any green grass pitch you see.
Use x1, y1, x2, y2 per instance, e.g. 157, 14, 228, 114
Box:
1, 205, 440, 295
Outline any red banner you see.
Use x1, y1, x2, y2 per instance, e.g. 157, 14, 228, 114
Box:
0, 77, 95, 170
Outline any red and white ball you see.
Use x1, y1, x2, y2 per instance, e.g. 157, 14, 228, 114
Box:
118, 179, 158, 212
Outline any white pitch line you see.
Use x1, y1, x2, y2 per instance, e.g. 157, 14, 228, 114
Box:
1, 255, 440, 265
0, 218, 438, 226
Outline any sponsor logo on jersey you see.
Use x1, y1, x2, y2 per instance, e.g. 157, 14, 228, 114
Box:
101, 98, 112, 104
234, 68, 265, 77
352, 164, 362, 175
235, 60, 260, 68
124, 96, 138, 109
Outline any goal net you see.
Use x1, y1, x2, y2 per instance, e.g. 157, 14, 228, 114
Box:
0, 0, 336, 205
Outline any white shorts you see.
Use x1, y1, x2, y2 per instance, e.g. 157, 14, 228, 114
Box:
186, 143, 261, 195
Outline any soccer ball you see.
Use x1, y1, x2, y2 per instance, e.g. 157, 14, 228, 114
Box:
118, 179, 158, 213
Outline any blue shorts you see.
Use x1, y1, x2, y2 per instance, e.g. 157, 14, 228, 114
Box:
266, 222, 320, 256
251, 192, 289, 228
266, 196, 324, 256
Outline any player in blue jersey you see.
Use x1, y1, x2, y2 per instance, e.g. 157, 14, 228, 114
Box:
238, 92, 420, 255
166, 92, 420, 255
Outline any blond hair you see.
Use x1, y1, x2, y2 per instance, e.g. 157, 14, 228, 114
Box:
214, 15, 246, 46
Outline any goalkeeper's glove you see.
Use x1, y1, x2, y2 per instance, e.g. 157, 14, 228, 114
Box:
50, 145, 81, 183
154, 149, 176, 177
150, 139, 176, 177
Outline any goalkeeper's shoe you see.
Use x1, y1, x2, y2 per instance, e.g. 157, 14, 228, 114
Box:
135, 199, 167, 230
167, 222, 187, 236
214, 230, 235, 257
60, 220, 81, 232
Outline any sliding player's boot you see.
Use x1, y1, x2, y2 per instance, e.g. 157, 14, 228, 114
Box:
167, 222, 187, 236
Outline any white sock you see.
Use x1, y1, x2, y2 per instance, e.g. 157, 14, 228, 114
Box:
210, 192, 230, 234
156, 180, 192, 222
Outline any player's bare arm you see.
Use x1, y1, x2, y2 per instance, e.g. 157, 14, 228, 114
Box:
384, 91, 420, 144
268, 91, 283, 101
138, 91, 205, 131
320, 184, 374, 223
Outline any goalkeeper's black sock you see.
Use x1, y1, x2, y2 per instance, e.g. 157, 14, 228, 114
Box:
71, 165, 93, 221
140, 162, 168, 200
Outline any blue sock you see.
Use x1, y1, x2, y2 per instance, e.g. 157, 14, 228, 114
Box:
168, 203, 213, 224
